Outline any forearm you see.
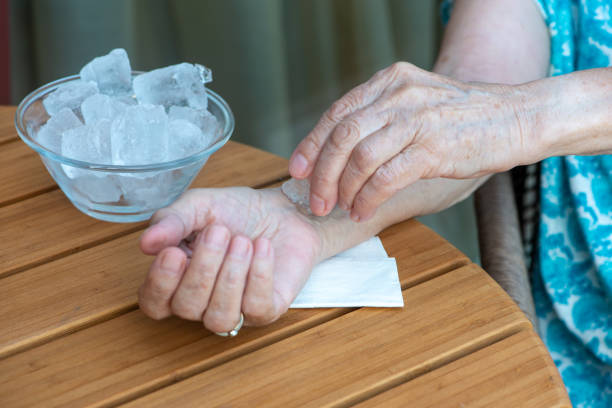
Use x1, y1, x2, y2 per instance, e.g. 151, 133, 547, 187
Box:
527, 68, 612, 158
303, 0, 554, 260
307, 177, 483, 261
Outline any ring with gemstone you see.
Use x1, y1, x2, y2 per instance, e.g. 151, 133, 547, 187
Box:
214, 313, 244, 337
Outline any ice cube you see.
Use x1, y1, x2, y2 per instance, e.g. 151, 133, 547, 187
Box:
36, 108, 83, 153
133, 63, 208, 110
115, 94, 138, 106
62, 120, 112, 162
61, 120, 112, 178
72, 173, 123, 203
168, 106, 219, 136
118, 171, 169, 206
110, 104, 169, 165
43, 80, 98, 116
79, 48, 132, 95
168, 119, 211, 160
81, 93, 127, 125
281, 178, 312, 213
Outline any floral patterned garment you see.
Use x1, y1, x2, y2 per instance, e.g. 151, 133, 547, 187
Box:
533, 1, 612, 407
442, 1, 612, 406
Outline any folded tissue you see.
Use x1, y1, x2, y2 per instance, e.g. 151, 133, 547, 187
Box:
283, 177, 403, 309
290, 236, 404, 308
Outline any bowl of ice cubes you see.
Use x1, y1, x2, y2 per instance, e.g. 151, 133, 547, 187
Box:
14, 49, 234, 223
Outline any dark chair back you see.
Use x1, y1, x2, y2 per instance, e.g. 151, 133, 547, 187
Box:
474, 165, 540, 327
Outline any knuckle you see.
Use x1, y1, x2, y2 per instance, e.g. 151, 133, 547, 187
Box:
353, 142, 377, 171
329, 87, 365, 120
145, 277, 170, 300
329, 120, 360, 151
386, 62, 409, 79
249, 264, 270, 282
311, 171, 335, 189
387, 62, 404, 75
353, 193, 370, 211
181, 275, 210, 294
329, 100, 350, 121
373, 164, 397, 187
170, 301, 201, 321
223, 271, 243, 289
301, 135, 324, 158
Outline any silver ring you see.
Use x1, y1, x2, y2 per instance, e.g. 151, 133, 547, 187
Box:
214, 313, 244, 337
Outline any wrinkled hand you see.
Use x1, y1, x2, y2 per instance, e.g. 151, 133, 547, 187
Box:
289, 62, 532, 221
138, 187, 321, 333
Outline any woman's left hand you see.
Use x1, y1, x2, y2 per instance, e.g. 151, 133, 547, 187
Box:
288, 62, 538, 221
138, 187, 324, 333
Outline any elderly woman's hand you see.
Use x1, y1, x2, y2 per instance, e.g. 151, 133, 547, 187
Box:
289, 62, 538, 221
138, 187, 322, 333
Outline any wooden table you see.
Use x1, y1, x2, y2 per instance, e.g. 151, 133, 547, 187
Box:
0, 105, 570, 407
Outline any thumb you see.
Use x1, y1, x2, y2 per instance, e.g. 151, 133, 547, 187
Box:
139, 190, 210, 255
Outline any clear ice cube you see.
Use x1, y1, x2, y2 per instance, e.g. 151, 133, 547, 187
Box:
42, 80, 98, 117
72, 173, 123, 203
79, 48, 132, 95
81, 93, 127, 125
168, 106, 219, 136
61, 120, 112, 178
62, 120, 112, 162
110, 104, 169, 165
118, 171, 170, 206
36, 108, 83, 153
281, 178, 312, 213
168, 119, 209, 160
133, 63, 208, 110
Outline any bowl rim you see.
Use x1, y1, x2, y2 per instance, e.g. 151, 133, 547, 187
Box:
14, 71, 235, 173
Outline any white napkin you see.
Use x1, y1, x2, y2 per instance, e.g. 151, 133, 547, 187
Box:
290, 236, 404, 308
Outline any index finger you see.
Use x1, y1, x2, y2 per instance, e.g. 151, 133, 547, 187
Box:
288, 65, 398, 180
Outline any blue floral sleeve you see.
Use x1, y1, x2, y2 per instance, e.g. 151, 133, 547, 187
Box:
441, 1, 612, 407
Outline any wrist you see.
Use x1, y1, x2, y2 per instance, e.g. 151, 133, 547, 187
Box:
528, 68, 612, 158
506, 81, 550, 165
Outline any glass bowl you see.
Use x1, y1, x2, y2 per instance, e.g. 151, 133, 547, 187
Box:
14, 72, 234, 223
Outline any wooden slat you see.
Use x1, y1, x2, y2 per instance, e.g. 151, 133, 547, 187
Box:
118, 265, 529, 408
0, 140, 56, 207
0, 231, 146, 358
0, 218, 467, 360
0, 141, 289, 279
0, 106, 16, 144
355, 330, 570, 408
0, 264, 528, 408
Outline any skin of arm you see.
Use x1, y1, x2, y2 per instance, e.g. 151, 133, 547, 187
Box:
308, 0, 552, 254
287, 0, 556, 221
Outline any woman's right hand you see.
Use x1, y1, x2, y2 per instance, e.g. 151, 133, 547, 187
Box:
288, 62, 540, 222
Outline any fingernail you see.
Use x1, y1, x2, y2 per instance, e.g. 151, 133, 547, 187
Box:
289, 153, 308, 177
350, 211, 360, 222
310, 193, 327, 215
255, 238, 271, 258
206, 225, 228, 249
339, 201, 349, 211
230, 236, 250, 259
